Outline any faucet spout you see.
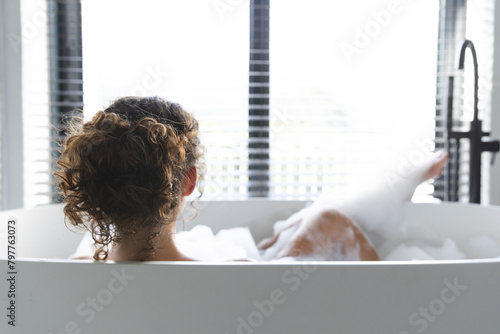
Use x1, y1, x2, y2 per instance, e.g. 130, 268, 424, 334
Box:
457, 39, 479, 121
447, 39, 499, 203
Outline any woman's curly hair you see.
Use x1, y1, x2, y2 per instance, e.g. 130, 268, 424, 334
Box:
55, 96, 205, 260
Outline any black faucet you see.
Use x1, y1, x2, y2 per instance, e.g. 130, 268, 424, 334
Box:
446, 39, 500, 203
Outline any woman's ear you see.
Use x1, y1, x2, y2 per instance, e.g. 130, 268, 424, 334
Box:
182, 167, 197, 196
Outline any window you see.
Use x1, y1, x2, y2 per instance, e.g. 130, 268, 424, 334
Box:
1, 0, 496, 208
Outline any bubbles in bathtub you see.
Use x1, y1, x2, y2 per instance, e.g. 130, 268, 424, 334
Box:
384, 244, 434, 261
383, 238, 465, 261
176, 225, 250, 261
464, 235, 500, 259
215, 227, 261, 260
427, 238, 466, 260
174, 151, 491, 262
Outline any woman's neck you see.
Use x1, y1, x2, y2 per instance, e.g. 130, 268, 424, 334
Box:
107, 225, 195, 262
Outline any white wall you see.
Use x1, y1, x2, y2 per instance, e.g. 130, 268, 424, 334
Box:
0, 0, 24, 209
489, 2, 500, 205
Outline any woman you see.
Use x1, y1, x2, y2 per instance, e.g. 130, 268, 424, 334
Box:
56, 96, 446, 262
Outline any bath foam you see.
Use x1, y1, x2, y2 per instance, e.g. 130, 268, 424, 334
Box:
174, 150, 486, 262
308, 149, 470, 261
383, 238, 466, 261
215, 227, 261, 260
464, 234, 500, 259
69, 215, 498, 261
175, 222, 468, 261
69, 151, 499, 261
175, 225, 248, 261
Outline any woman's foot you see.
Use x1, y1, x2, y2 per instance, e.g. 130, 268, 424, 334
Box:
421, 150, 448, 182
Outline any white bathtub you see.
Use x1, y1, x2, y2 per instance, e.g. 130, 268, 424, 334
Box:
1, 200, 499, 334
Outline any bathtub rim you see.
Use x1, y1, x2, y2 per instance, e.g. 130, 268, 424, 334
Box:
8, 256, 500, 266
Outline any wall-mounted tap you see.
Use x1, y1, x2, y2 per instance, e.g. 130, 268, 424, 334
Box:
447, 39, 499, 203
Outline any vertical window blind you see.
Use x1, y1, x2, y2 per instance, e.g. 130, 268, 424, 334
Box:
48, 0, 84, 202
435, 0, 468, 202
248, 0, 270, 197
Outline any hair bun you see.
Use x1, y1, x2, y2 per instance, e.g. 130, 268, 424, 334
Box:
55, 96, 205, 261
